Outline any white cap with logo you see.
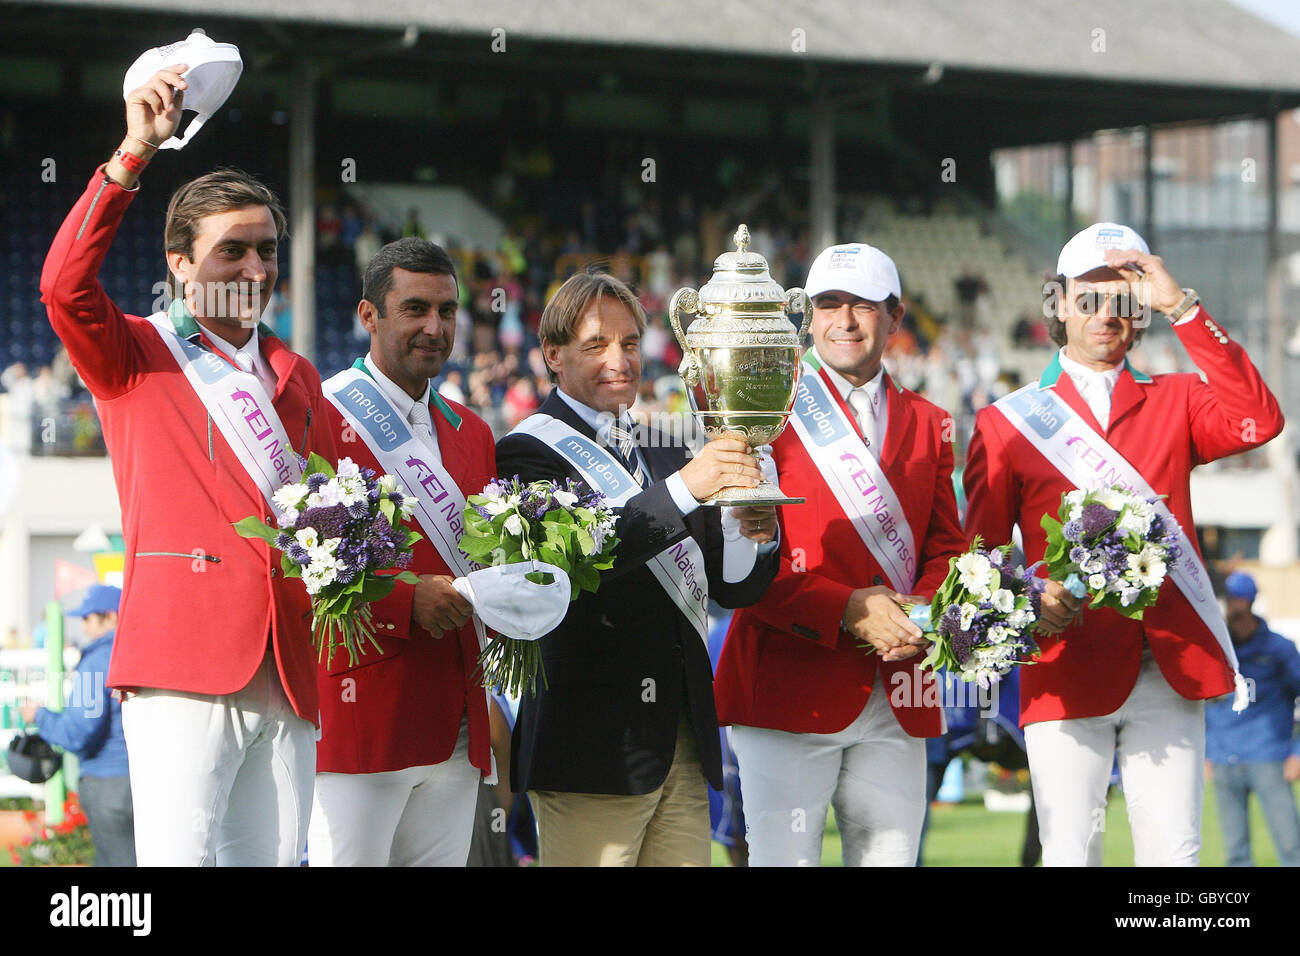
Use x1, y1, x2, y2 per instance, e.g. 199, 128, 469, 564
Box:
122, 30, 243, 151
804, 243, 901, 302
1056, 222, 1149, 278
451, 561, 572, 642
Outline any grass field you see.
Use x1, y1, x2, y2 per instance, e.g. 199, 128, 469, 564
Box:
711, 783, 1288, 866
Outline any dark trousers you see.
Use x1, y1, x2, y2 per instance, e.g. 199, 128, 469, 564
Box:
79, 774, 136, 867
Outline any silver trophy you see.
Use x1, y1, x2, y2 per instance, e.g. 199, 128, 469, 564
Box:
670, 225, 809, 506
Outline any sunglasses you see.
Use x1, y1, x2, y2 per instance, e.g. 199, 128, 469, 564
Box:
1073, 291, 1145, 319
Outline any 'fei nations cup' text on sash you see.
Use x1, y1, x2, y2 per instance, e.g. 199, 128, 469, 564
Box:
147, 314, 301, 512
510, 414, 710, 644
788, 360, 918, 594
992, 382, 1249, 711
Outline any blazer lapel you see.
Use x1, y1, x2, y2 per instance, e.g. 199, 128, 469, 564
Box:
262, 336, 297, 401
1050, 374, 1106, 435
877, 373, 913, 473
1105, 368, 1148, 434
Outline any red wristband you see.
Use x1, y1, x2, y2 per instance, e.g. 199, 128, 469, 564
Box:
114, 148, 149, 175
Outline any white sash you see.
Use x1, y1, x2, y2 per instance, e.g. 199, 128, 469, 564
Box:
324, 366, 498, 780
147, 313, 301, 511
992, 381, 1249, 711
322, 367, 488, 646
787, 361, 918, 593
510, 413, 710, 644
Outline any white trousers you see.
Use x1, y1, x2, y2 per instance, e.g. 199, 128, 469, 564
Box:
1024, 649, 1205, 867
732, 676, 926, 866
120, 652, 317, 866
308, 719, 480, 866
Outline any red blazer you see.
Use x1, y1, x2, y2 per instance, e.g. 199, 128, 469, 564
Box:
40, 169, 336, 722
964, 314, 1284, 726
315, 383, 495, 775
714, 367, 966, 737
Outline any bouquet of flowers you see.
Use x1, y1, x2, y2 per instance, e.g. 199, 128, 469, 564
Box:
8, 793, 93, 867
890, 539, 1044, 687
1041, 485, 1178, 618
458, 476, 619, 697
235, 454, 422, 666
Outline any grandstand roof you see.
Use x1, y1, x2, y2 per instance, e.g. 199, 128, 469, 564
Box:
32, 0, 1300, 93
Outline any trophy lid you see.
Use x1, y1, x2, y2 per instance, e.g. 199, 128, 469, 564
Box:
698, 224, 789, 307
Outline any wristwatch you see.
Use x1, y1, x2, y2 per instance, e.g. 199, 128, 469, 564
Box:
1164, 288, 1200, 323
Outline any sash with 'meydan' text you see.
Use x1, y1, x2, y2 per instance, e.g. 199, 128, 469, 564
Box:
992, 381, 1249, 711
147, 313, 301, 512
510, 413, 709, 644
788, 359, 918, 593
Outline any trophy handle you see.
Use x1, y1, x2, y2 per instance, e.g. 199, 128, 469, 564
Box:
787, 288, 811, 342
670, 287, 702, 387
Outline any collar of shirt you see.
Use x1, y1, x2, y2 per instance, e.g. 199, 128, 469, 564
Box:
363, 353, 432, 426
813, 347, 885, 415
555, 388, 630, 442
1057, 347, 1122, 398
203, 324, 271, 383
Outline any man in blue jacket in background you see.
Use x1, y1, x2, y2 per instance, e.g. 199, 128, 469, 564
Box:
1205, 571, 1300, 867
22, 584, 134, 866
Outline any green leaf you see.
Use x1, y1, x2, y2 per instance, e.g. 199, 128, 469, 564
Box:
394, 571, 421, 585
234, 516, 280, 544
379, 499, 397, 525
304, 452, 336, 479
358, 575, 397, 605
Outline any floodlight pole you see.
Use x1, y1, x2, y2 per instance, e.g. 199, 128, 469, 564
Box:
1142, 125, 1155, 250
810, 88, 836, 255
290, 58, 318, 366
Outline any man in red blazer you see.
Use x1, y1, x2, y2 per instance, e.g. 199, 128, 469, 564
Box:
308, 238, 496, 866
715, 242, 966, 866
964, 222, 1284, 865
40, 67, 335, 865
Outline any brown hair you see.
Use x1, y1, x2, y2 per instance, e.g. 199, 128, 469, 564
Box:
538, 271, 648, 383
164, 168, 288, 298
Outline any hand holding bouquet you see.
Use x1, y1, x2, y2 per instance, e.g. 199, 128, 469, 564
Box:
458, 476, 619, 696
1041, 485, 1178, 619
892, 539, 1044, 686
235, 454, 421, 666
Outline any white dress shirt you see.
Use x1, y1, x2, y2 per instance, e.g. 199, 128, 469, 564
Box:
364, 353, 439, 455
815, 348, 888, 456
205, 325, 278, 399
1058, 347, 1122, 430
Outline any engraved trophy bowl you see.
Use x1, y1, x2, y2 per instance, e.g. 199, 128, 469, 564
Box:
670, 224, 810, 506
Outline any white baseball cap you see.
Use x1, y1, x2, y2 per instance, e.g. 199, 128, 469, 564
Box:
450, 561, 572, 642
804, 243, 901, 302
1056, 222, 1149, 278
123, 30, 243, 151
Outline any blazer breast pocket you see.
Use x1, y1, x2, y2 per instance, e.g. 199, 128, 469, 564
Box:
323, 638, 406, 677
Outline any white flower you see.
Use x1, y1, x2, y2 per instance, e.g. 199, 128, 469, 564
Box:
1126, 545, 1167, 589
504, 514, 524, 536
957, 553, 994, 595
1088, 573, 1107, 590
273, 482, 309, 514
1117, 507, 1153, 537
1008, 608, 1035, 629
1064, 489, 1086, 507
295, 528, 319, 550
1095, 488, 1129, 512
553, 490, 579, 509
483, 497, 509, 516
959, 602, 978, 631
399, 494, 417, 519
307, 479, 344, 509
990, 589, 1015, 614
1120, 587, 1142, 607
336, 458, 360, 480
336, 475, 367, 506
277, 509, 299, 529
378, 474, 398, 495
1068, 505, 1083, 522
987, 625, 1010, 645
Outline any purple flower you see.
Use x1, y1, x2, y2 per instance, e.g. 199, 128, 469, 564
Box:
306, 473, 329, 492
347, 499, 370, 520
988, 548, 1005, 567
951, 628, 976, 666
275, 532, 294, 551
1063, 520, 1083, 543
473, 504, 492, 521
301, 504, 350, 540
1080, 503, 1118, 542
286, 543, 309, 565
1068, 546, 1088, 565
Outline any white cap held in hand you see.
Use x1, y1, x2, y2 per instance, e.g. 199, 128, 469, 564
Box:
122, 30, 243, 150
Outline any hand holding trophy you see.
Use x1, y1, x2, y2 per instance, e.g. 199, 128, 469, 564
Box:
670, 224, 809, 506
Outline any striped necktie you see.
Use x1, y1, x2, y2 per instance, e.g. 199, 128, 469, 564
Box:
606, 418, 645, 487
